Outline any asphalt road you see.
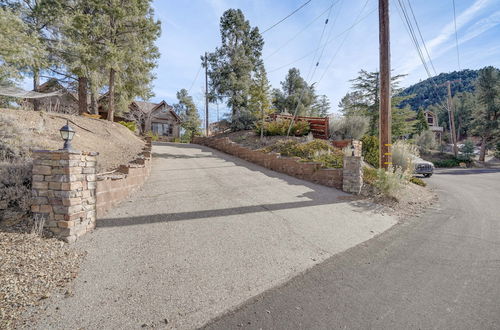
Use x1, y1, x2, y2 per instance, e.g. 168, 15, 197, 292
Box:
203, 168, 500, 330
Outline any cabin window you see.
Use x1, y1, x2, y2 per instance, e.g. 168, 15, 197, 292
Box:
427, 116, 433, 124
152, 123, 172, 136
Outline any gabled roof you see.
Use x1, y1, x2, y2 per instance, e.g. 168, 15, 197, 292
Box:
131, 100, 182, 122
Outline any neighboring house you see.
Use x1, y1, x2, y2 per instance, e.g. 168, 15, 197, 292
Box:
28, 79, 79, 114
128, 100, 181, 139
424, 110, 444, 143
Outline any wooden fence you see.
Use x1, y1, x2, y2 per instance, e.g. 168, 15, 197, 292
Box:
269, 114, 329, 140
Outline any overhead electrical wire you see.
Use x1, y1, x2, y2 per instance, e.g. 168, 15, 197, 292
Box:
452, 0, 461, 70
406, 0, 437, 75
305, 0, 335, 82
261, 0, 312, 34
317, 0, 372, 84
268, 6, 375, 74
395, 0, 449, 112
188, 65, 202, 94
265, 1, 340, 60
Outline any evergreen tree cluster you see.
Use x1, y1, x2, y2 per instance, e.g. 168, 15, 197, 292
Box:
0, 0, 161, 120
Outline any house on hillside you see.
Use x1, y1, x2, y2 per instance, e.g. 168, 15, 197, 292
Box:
27, 79, 79, 114
424, 110, 444, 143
128, 100, 181, 139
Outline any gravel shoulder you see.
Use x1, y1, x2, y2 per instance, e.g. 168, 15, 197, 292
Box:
33, 142, 397, 329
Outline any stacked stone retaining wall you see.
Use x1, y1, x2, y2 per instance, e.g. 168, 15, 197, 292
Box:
193, 137, 360, 191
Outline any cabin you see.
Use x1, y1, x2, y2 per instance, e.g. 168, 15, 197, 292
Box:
27, 79, 80, 114
128, 101, 181, 140
424, 110, 444, 143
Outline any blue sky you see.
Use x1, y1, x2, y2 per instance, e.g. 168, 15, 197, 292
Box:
150, 0, 500, 122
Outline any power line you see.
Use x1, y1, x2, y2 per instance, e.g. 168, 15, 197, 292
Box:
452, 0, 461, 69
188, 65, 202, 93
305, 0, 336, 82
406, 0, 437, 75
262, 0, 312, 34
268, 7, 375, 74
317, 0, 373, 84
265, 1, 338, 60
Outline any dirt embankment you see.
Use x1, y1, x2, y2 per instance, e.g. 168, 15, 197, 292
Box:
0, 108, 145, 172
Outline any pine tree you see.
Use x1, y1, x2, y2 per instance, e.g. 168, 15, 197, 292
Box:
414, 108, 429, 135
311, 95, 330, 117
205, 9, 264, 118
472, 66, 500, 161
272, 68, 316, 116
174, 89, 201, 141
92, 0, 160, 121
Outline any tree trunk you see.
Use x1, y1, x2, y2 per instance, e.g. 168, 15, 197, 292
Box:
89, 79, 99, 115
107, 68, 115, 121
33, 69, 40, 111
479, 137, 487, 162
78, 76, 88, 115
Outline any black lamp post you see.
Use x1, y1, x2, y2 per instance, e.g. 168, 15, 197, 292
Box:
60, 120, 76, 151
351, 144, 355, 156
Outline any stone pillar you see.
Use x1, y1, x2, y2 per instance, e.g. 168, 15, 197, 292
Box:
343, 156, 363, 194
31, 150, 98, 243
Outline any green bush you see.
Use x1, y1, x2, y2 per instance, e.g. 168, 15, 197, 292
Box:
410, 177, 427, 187
329, 115, 369, 140
373, 166, 411, 198
459, 139, 475, 161
432, 158, 464, 168
266, 139, 343, 168
256, 119, 310, 137
118, 121, 136, 132
363, 166, 378, 184
146, 131, 159, 141
361, 135, 379, 168
415, 130, 436, 153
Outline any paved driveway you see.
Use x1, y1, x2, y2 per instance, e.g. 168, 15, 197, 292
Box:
36, 143, 396, 329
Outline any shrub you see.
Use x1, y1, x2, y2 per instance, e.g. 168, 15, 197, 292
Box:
495, 142, 500, 159
118, 121, 136, 132
373, 166, 411, 199
459, 139, 475, 161
361, 135, 379, 168
392, 140, 419, 172
330, 115, 369, 140
0, 161, 32, 218
146, 131, 159, 141
230, 110, 257, 131
415, 130, 436, 153
363, 166, 378, 184
410, 177, 427, 187
256, 119, 310, 137
267, 139, 343, 168
432, 158, 468, 168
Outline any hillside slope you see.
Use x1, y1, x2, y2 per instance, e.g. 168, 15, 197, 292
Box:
398, 69, 480, 110
0, 108, 144, 172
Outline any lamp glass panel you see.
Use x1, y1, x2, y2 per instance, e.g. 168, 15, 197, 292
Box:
67, 130, 75, 140
60, 130, 69, 140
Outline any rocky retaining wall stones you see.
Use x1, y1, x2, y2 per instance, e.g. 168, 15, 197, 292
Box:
192, 137, 357, 191
31, 150, 98, 243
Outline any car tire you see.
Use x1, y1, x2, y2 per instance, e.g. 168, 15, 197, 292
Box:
424, 173, 432, 178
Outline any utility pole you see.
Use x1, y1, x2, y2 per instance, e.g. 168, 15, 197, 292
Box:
379, 0, 392, 169
446, 81, 458, 157
204, 52, 209, 136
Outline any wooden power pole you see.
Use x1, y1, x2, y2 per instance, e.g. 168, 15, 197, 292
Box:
446, 81, 459, 157
379, 0, 392, 169
204, 52, 209, 136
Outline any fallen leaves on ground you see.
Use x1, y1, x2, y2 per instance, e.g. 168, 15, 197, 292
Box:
0, 232, 84, 329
